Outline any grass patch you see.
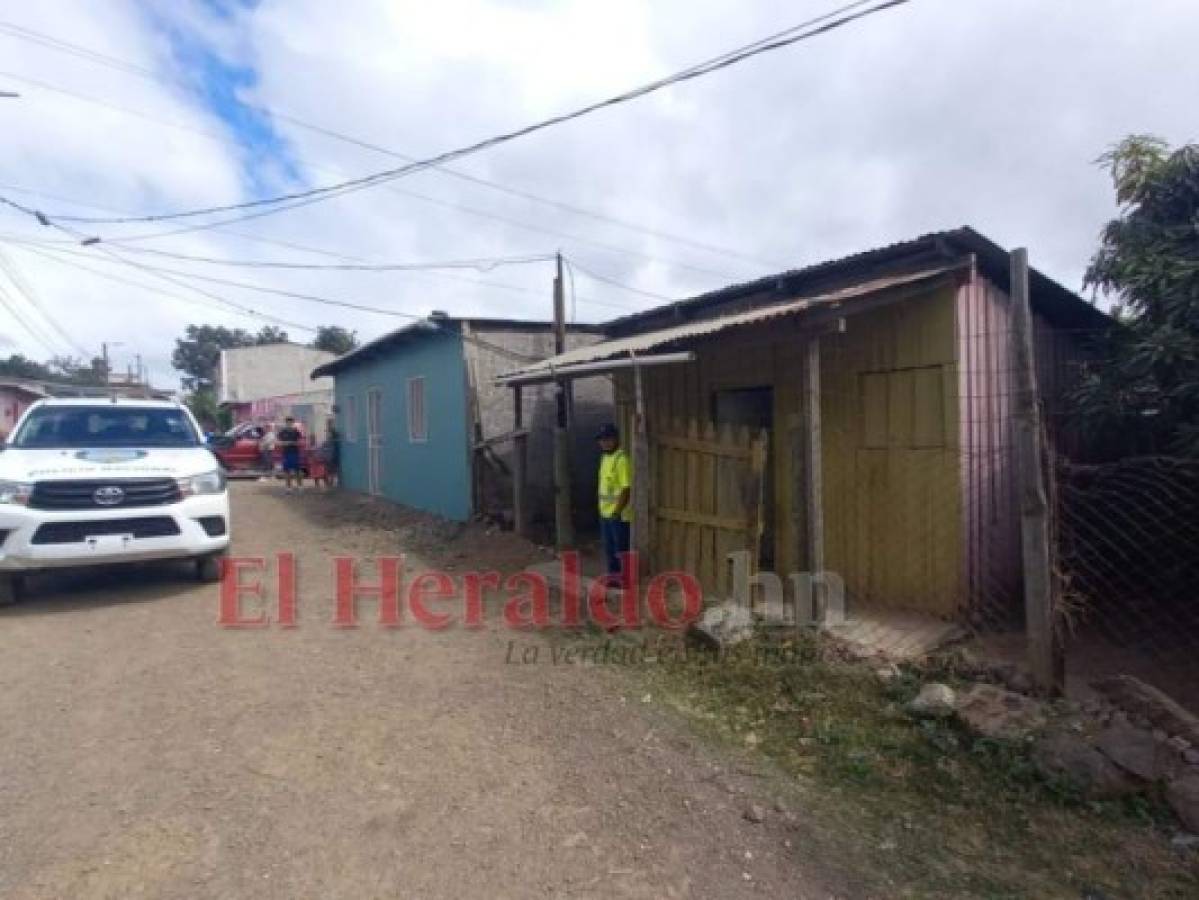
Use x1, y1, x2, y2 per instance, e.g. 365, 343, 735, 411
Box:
634, 632, 1199, 898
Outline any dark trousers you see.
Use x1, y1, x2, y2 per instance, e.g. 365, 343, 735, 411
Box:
601, 516, 631, 579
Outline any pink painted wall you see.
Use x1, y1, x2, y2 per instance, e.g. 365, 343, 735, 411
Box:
0, 386, 39, 440
956, 272, 1093, 626
957, 275, 1022, 626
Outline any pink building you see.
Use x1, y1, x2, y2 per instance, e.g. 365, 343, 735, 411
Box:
0, 380, 48, 441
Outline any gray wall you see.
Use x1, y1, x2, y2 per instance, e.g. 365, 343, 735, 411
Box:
463, 323, 613, 538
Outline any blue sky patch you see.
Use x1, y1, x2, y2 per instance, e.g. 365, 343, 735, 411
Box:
147, 3, 301, 197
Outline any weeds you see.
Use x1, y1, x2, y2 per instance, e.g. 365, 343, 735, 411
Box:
637, 632, 1199, 898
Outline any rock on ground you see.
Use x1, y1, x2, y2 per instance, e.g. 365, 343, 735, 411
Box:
954, 683, 1047, 741
688, 601, 755, 649
1095, 722, 1182, 782
1167, 775, 1199, 833
1092, 675, 1199, 747
1031, 731, 1139, 799
907, 683, 956, 718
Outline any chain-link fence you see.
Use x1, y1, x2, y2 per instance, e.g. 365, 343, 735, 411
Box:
812, 286, 1197, 710
1054, 455, 1199, 706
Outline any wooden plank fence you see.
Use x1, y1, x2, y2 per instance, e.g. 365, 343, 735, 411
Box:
650, 418, 768, 597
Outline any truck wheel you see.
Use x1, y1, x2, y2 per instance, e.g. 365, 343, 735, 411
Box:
0, 574, 24, 607
196, 552, 227, 584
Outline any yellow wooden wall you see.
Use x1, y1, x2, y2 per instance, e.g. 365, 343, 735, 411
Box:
613, 283, 963, 615
820, 285, 962, 616
614, 321, 806, 590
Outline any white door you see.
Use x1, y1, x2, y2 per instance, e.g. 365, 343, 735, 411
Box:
366, 388, 383, 496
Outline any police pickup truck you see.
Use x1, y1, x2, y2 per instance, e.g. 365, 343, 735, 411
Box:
0, 398, 230, 604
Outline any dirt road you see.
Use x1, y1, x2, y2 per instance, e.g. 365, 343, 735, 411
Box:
0, 483, 836, 899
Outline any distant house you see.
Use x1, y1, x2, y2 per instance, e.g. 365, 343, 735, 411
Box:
312, 314, 612, 526
498, 228, 1108, 625
1, 378, 175, 439
216, 343, 336, 434
0, 379, 47, 439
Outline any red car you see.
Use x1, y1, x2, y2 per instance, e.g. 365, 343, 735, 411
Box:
210, 422, 310, 476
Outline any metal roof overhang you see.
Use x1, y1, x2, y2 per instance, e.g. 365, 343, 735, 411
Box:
495, 266, 960, 386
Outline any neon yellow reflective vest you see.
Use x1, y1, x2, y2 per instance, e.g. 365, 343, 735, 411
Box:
598, 448, 632, 522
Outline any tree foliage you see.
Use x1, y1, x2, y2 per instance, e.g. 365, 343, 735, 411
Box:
170, 324, 290, 390
171, 325, 253, 391
0, 353, 109, 385
311, 325, 358, 355
1076, 136, 1199, 456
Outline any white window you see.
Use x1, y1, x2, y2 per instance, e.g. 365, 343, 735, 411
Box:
343, 394, 358, 443
407, 377, 427, 443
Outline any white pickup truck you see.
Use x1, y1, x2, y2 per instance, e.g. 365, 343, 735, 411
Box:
0, 398, 231, 604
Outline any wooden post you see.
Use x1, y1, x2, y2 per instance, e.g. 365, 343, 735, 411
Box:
789, 410, 806, 625
803, 336, 825, 581
1010, 247, 1061, 695
552, 253, 575, 550
631, 360, 651, 563
512, 384, 529, 537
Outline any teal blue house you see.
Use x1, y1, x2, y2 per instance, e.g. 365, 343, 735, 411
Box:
312, 314, 609, 525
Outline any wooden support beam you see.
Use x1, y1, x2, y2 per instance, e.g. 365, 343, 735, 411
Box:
552, 254, 575, 550
1010, 247, 1063, 695
800, 337, 829, 627
631, 360, 652, 562
511, 385, 529, 538
803, 336, 825, 581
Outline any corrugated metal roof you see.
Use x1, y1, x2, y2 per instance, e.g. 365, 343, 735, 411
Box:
498, 266, 956, 382
312, 316, 605, 378
603, 226, 1106, 337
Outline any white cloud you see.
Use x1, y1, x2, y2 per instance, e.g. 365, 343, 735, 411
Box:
0, 0, 1195, 388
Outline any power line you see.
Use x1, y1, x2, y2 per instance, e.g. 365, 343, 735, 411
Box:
0, 72, 739, 281
7, 239, 318, 332
565, 257, 673, 302
80, 245, 556, 273
0, 246, 89, 356
3, 217, 323, 333
0, 281, 60, 355
23, 0, 911, 230
4, 239, 553, 366
2, 235, 632, 367
0, 19, 781, 270
0, 190, 643, 311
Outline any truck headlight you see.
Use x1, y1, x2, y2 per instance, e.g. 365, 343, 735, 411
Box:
179, 470, 226, 497
0, 480, 32, 505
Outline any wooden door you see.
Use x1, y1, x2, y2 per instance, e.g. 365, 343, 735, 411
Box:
650, 419, 768, 598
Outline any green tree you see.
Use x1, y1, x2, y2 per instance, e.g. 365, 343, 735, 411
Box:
254, 326, 289, 345
0, 354, 54, 380
1076, 135, 1199, 456
171, 325, 254, 391
47, 355, 109, 385
311, 325, 358, 355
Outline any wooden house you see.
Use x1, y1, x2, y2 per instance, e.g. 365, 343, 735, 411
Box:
498, 229, 1106, 624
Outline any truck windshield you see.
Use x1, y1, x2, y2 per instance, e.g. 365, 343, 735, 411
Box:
12, 406, 200, 448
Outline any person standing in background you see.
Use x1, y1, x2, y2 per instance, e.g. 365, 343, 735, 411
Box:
277, 417, 303, 491
596, 423, 632, 586
259, 422, 277, 475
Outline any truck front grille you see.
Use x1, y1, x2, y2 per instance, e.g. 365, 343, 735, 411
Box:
29, 478, 182, 510
31, 517, 181, 545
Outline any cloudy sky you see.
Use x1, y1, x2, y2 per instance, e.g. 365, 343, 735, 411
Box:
0, 0, 1194, 387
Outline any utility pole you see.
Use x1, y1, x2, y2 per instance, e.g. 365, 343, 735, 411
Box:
552, 252, 575, 550
1010, 248, 1062, 695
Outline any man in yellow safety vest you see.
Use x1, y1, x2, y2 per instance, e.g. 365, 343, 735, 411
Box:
596, 422, 632, 582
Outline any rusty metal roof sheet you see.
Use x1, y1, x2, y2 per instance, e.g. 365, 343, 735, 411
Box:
497, 265, 957, 382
